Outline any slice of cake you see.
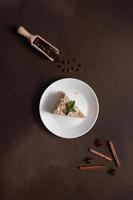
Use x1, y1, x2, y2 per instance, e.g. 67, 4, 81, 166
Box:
52, 92, 85, 118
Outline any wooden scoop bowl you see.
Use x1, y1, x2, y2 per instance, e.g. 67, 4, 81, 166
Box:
17, 26, 59, 61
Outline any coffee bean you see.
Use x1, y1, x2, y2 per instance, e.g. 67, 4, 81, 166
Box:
62, 68, 67, 73
67, 61, 70, 64
73, 58, 76, 62
88, 157, 94, 160
84, 157, 93, 162
66, 68, 70, 73
33, 37, 40, 46
78, 64, 81, 67
84, 157, 92, 164
84, 157, 89, 162
61, 60, 66, 64
71, 66, 74, 70
108, 168, 116, 176
75, 68, 80, 71
40, 44, 44, 48
85, 160, 91, 164
95, 139, 103, 147
49, 46, 53, 50
55, 56, 60, 62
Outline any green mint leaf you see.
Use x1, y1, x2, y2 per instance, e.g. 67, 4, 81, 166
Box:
71, 108, 76, 112
66, 100, 75, 108
65, 100, 75, 115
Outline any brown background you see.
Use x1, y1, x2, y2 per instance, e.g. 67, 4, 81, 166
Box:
0, 0, 133, 199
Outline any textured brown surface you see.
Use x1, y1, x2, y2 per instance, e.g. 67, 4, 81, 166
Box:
0, 0, 133, 199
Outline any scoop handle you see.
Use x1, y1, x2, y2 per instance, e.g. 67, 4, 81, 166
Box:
17, 26, 33, 41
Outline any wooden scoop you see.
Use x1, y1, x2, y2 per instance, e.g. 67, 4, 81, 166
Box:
17, 26, 59, 61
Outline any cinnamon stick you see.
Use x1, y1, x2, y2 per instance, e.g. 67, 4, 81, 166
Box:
108, 141, 121, 167
79, 165, 106, 170
89, 148, 112, 161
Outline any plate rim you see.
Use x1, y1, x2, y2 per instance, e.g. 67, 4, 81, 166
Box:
39, 78, 99, 139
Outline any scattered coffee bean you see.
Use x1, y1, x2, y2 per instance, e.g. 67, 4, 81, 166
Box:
61, 60, 66, 64
84, 157, 89, 162
85, 160, 91, 164
71, 66, 74, 70
56, 57, 82, 73
88, 157, 94, 160
57, 64, 61, 68
75, 68, 80, 71
108, 168, 116, 176
95, 139, 103, 147
62, 68, 67, 73
68, 69, 72, 73
66, 68, 71, 73
84, 157, 93, 163
84, 158, 90, 164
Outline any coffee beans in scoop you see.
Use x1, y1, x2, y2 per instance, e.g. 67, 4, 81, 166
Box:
33, 37, 59, 61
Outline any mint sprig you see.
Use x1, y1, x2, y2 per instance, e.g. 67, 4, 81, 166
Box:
65, 100, 76, 115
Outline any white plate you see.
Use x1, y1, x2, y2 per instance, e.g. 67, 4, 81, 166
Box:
39, 78, 99, 139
